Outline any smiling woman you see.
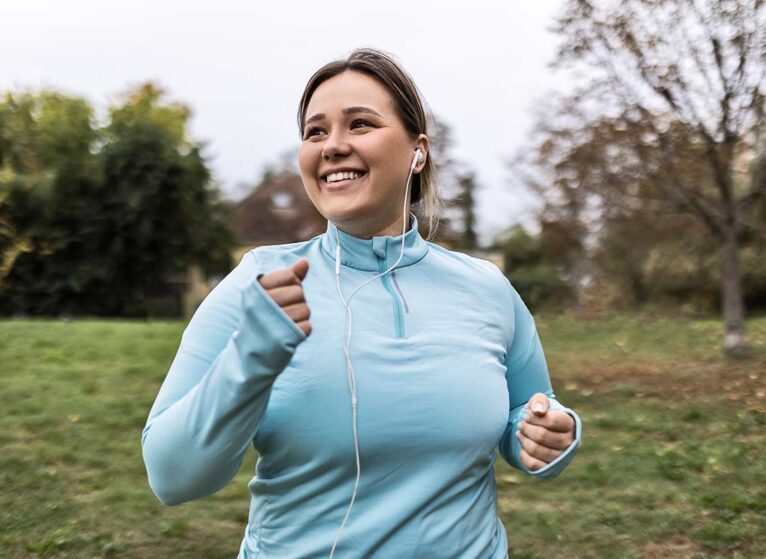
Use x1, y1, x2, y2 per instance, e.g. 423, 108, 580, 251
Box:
298, 70, 427, 238
297, 49, 440, 240
141, 48, 582, 559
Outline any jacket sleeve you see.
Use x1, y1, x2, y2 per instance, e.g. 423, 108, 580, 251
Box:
141, 251, 306, 505
497, 283, 582, 480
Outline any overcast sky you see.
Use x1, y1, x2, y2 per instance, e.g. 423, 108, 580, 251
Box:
1, 0, 571, 242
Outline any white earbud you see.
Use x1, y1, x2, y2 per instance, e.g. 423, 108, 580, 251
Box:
411, 148, 423, 170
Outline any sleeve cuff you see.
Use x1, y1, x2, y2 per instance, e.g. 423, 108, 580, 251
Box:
233, 272, 307, 379
243, 275, 307, 339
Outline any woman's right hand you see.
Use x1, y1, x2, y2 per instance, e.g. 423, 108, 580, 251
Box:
257, 258, 312, 337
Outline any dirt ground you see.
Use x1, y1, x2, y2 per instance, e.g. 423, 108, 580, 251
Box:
562, 360, 766, 413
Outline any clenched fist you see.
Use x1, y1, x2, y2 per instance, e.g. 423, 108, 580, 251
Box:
515, 393, 575, 471
257, 258, 312, 337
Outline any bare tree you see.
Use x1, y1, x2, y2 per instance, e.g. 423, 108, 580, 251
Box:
552, 0, 766, 353
426, 115, 481, 246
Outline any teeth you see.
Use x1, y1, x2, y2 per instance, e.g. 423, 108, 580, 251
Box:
326, 171, 363, 183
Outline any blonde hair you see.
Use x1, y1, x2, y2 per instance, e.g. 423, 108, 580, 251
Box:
297, 48, 440, 238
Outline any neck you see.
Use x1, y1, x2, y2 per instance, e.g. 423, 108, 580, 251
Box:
335, 212, 411, 239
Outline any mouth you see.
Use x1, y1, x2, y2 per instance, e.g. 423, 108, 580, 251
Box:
321, 170, 367, 189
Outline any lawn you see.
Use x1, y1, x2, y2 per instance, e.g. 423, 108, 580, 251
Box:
1, 314, 764, 558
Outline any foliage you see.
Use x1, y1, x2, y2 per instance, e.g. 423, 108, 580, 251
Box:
0, 84, 234, 316
495, 225, 575, 311
528, 106, 766, 312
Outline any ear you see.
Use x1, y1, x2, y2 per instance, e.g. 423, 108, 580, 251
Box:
414, 134, 430, 173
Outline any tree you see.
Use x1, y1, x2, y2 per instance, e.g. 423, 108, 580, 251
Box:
550, 0, 766, 353
97, 84, 233, 314
426, 115, 481, 247
494, 225, 575, 311
529, 103, 766, 311
0, 90, 102, 314
0, 84, 233, 316
457, 171, 478, 250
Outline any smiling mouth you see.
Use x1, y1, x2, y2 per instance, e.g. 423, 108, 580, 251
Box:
322, 171, 368, 188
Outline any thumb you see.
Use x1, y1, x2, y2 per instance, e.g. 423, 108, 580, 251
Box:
292, 258, 310, 282
527, 393, 549, 416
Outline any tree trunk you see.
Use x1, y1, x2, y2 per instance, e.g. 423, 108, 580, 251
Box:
720, 219, 747, 355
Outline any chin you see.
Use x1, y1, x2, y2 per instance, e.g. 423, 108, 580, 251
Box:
325, 209, 384, 236
321, 202, 370, 225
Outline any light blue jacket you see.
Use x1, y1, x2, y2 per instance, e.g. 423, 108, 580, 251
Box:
142, 216, 582, 558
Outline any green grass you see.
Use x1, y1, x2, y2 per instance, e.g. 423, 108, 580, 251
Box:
1, 315, 765, 558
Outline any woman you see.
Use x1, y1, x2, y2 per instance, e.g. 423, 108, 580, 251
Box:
142, 48, 582, 559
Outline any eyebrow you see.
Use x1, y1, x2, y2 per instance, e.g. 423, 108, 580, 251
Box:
304, 106, 383, 126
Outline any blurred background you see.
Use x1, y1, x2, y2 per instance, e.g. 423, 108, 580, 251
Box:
1, 1, 764, 558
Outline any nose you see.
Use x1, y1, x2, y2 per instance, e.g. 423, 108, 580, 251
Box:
321, 129, 351, 161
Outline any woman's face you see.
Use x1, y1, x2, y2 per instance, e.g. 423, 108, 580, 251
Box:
298, 71, 427, 238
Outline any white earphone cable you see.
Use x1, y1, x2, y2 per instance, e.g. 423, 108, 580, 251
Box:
329, 151, 420, 558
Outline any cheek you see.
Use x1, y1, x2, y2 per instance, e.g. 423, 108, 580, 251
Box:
368, 146, 408, 186
371, 135, 412, 171
298, 145, 318, 181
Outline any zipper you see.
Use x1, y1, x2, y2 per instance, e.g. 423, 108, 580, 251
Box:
377, 258, 406, 338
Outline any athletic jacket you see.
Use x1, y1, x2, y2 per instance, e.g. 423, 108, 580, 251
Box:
142, 215, 582, 558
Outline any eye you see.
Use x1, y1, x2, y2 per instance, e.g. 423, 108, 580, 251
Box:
351, 119, 373, 130
303, 126, 324, 139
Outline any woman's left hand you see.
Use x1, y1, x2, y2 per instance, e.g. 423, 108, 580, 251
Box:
515, 393, 575, 472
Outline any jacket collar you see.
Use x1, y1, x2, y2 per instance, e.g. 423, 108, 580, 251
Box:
320, 214, 429, 272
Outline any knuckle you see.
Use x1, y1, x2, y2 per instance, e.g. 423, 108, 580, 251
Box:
518, 436, 529, 451
274, 271, 290, 285
268, 287, 281, 301
527, 439, 540, 455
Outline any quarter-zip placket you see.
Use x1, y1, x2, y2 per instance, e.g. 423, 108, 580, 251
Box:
373, 237, 407, 338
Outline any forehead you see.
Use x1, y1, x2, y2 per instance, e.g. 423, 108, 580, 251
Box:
305, 71, 397, 117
